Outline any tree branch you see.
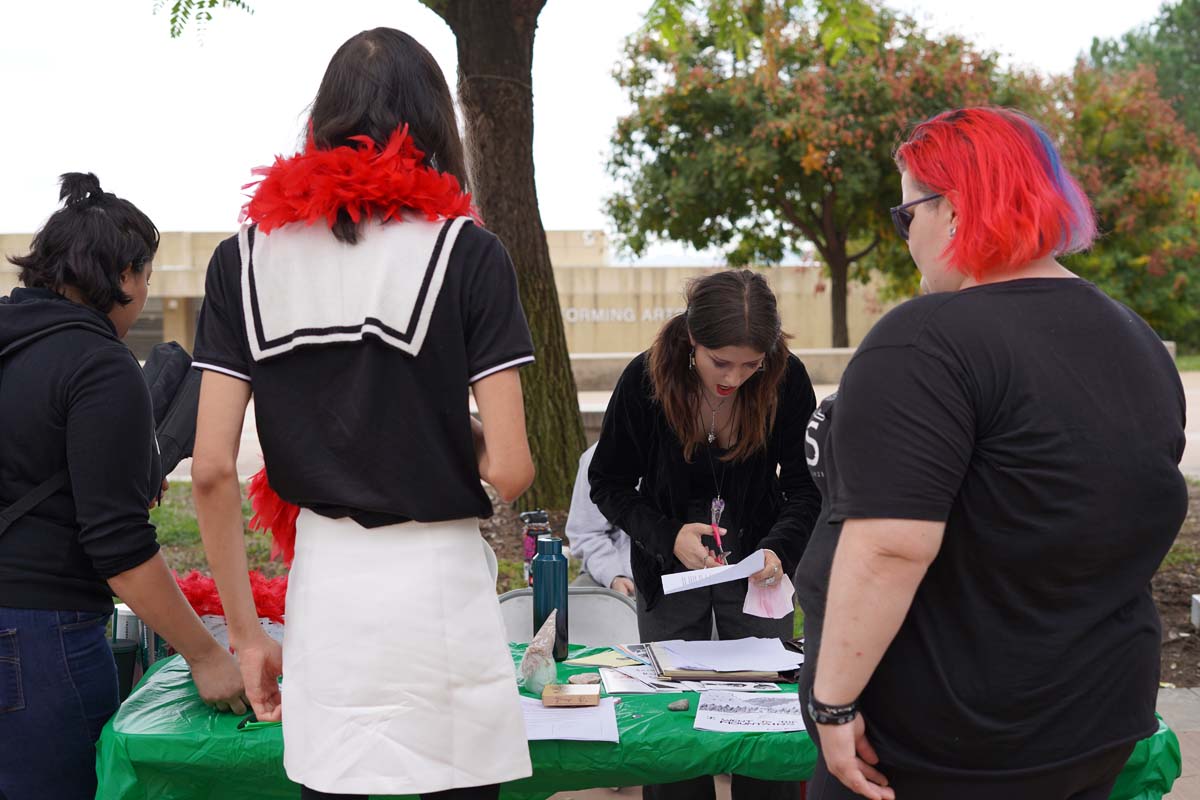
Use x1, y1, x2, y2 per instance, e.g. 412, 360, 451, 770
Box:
847, 233, 881, 262
778, 194, 828, 255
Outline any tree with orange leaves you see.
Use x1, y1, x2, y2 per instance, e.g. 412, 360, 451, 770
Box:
607, 1, 1027, 346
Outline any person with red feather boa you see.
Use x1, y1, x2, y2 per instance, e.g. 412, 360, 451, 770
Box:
189, 28, 536, 800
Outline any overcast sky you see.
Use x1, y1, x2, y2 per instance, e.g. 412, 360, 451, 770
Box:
0, 0, 1164, 246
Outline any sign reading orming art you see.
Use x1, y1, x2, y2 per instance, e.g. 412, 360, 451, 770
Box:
562, 306, 687, 324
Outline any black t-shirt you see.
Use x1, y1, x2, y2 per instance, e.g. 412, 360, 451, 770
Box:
795, 278, 1188, 776
192, 220, 534, 525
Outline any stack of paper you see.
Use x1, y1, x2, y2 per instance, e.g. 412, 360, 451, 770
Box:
659, 638, 804, 673
602, 665, 782, 694
521, 697, 620, 743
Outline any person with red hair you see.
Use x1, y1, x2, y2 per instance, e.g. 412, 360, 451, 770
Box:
794, 107, 1188, 799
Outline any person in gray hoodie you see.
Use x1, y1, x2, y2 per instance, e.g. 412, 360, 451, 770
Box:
566, 443, 634, 597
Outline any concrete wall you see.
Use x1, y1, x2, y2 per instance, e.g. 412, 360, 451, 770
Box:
556, 265, 892, 352
0, 230, 894, 356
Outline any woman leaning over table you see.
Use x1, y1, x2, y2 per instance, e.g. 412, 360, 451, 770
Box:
0, 174, 245, 800
590, 268, 822, 800
795, 107, 1188, 800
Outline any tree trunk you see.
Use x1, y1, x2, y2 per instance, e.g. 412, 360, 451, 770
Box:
821, 195, 851, 349
827, 249, 850, 348
431, 0, 586, 511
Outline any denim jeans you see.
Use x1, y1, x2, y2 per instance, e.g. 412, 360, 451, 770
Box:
0, 606, 120, 800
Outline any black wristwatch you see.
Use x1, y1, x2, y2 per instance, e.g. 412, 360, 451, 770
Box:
807, 689, 859, 725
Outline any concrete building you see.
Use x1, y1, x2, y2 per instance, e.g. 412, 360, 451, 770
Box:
0, 229, 897, 360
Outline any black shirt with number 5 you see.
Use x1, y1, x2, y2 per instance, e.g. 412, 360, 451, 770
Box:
795, 278, 1187, 775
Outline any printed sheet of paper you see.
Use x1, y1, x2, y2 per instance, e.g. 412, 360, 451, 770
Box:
613, 643, 653, 666
696, 681, 781, 692
693, 691, 807, 733
599, 667, 658, 694
661, 549, 766, 595
521, 697, 620, 743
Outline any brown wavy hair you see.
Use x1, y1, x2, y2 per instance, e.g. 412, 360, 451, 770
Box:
649, 270, 789, 463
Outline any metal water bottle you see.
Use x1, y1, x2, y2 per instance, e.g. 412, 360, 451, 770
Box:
531, 535, 569, 661
520, 510, 551, 586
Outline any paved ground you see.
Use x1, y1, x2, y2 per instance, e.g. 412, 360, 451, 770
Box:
1182, 372, 1200, 478
548, 777, 731, 799
1153, 691, 1200, 798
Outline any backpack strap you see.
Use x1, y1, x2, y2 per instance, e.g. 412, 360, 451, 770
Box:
0, 320, 104, 538
0, 470, 69, 536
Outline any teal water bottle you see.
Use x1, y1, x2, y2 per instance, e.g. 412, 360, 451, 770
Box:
531, 535, 569, 661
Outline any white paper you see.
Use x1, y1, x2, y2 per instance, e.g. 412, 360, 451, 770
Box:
521, 697, 620, 743
659, 637, 803, 673
600, 667, 658, 694
694, 691, 807, 733
662, 549, 766, 595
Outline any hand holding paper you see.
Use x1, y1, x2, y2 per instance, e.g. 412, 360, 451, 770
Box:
662, 550, 766, 595
743, 574, 795, 619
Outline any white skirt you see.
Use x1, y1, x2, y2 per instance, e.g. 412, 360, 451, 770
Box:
281, 509, 532, 795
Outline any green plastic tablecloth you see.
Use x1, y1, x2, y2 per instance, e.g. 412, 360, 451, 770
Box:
95, 645, 1182, 800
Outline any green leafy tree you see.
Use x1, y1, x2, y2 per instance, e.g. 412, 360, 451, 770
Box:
1051, 63, 1200, 348
607, 0, 1020, 346
1090, 0, 1200, 142
159, 0, 585, 510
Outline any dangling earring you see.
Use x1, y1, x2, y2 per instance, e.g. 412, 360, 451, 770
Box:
689, 349, 696, 370
949, 225, 957, 239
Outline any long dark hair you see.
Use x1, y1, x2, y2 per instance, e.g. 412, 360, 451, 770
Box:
649, 270, 789, 462
309, 27, 468, 244
8, 173, 159, 313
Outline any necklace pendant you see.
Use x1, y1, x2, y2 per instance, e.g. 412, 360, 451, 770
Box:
707, 432, 716, 444
710, 496, 725, 528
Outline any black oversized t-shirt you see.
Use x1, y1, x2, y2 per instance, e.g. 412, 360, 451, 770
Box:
795, 278, 1188, 775
192, 220, 534, 525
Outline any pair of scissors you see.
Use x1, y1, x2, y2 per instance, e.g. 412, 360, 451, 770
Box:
710, 497, 731, 565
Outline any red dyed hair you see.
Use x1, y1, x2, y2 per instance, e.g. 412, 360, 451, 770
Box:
895, 107, 1097, 277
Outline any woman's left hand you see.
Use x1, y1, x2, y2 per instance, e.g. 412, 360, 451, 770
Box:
817, 713, 893, 800
750, 548, 783, 587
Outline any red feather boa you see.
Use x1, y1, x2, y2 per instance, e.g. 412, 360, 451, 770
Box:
239, 124, 481, 562
242, 124, 478, 233
247, 467, 299, 566
176, 569, 288, 624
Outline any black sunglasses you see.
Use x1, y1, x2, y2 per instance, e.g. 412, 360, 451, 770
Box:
889, 193, 942, 241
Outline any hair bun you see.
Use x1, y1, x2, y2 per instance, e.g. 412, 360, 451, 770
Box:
58, 172, 105, 208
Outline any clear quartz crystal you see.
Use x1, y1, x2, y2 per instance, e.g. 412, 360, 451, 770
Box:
710, 497, 725, 529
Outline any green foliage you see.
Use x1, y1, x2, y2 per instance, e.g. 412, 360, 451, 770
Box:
1090, 0, 1200, 142
1047, 63, 1200, 348
151, 484, 285, 578
1178, 353, 1200, 372
153, 0, 253, 38
1162, 543, 1200, 569
608, 1, 1028, 343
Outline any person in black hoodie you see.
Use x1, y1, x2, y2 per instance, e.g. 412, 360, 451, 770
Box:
589, 269, 821, 800
0, 174, 246, 800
